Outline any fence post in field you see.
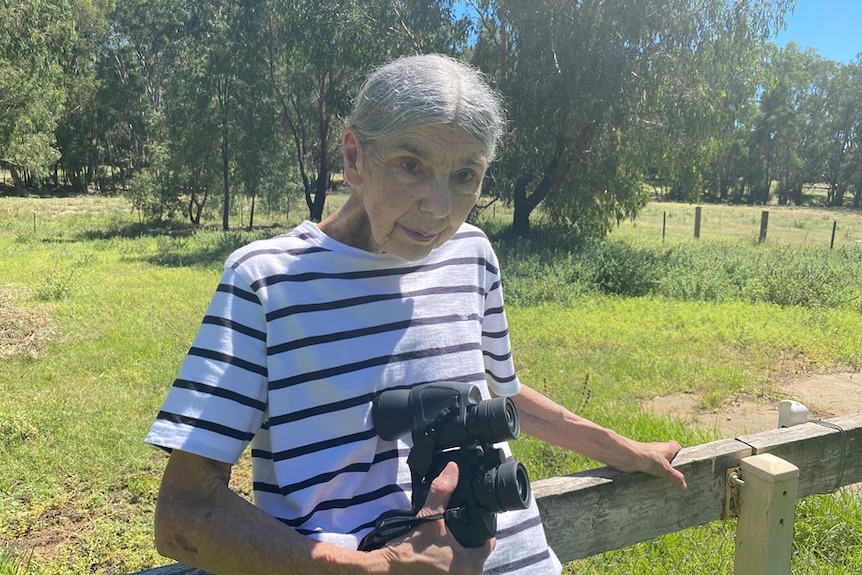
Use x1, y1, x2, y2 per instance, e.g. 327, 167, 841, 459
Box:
694, 207, 702, 239
732, 453, 799, 575
759, 211, 769, 243
662, 211, 667, 242
831, 219, 837, 249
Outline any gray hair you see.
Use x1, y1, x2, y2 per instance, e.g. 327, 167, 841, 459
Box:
348, 54, 506, 161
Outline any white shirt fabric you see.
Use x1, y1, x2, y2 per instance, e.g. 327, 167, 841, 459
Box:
146, 221, 561, 574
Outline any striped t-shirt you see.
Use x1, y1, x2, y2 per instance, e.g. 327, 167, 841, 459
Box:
146, 220, 561, 574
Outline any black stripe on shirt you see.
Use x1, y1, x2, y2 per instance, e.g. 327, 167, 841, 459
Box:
266, 371, 487, 427
277, 483, 405, 528
214, 282, 261, 304
155, 411, 255, 442
485, 305, 504, 317
269, 428, 378, 461
483, 349, 512, 362
252, 447, 405, 496
250, 256, 487, 291
268, 342, 482, 391
482, 328, 509, 339
201, 315, 266, 341
486, 370, 518, 385
495, 512, 544, 539
268, 313, 481, 355
187, 346, 268, 377
230, 244, 329, 268
171, 378, 266, 411
265, 284, 483, 322
484, 549, 553, 575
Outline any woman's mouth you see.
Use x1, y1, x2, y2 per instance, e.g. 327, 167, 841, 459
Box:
402, 225, 440, 243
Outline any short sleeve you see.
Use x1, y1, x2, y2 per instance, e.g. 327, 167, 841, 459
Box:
145, 266, 269, 464
482, 247, 521, 398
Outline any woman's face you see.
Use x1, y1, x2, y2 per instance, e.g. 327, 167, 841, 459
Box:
341, 124, 489, 261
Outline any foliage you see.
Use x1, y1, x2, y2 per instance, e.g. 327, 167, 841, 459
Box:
0, 0, 76, 187
497, 229, 862, 311
261, 0, 469, 221
4, 0, 862, 237
469, 0, 791, 237
0, 547, 33, 575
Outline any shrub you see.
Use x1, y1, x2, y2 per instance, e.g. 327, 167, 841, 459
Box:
494, 228, 862, 311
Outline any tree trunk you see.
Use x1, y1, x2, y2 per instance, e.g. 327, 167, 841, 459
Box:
511, 170, 556, 238
221, 122, 230, 231
512, 175, 532, 237
248, 193, 256, 230
309, 171, 328, 222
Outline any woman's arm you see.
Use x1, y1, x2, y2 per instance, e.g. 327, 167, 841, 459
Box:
154, 451, 492, 575
509, 384, 687, 490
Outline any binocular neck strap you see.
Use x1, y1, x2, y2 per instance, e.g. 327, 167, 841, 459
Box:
406, 397, 461, 485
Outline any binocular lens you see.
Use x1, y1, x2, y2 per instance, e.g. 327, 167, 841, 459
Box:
371, 388, 412, 440
468, 396, 520, 443
475, 460, 531, 512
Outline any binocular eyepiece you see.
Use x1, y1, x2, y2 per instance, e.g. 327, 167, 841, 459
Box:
372, 382, 520, 446
365, 382, 532, 549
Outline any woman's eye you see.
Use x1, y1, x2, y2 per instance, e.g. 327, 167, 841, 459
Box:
401, 161, 419, 173
455, 170, 476, 184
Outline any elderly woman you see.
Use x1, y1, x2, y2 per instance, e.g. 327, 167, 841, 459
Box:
147, 54, 686, 575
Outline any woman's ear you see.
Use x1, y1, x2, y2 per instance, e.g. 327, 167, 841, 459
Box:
342, 128, 364, 188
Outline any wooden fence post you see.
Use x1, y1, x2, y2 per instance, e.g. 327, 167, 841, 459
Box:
694, 207, 702, 239
759, 211, 769, 243
733, 453, 799, 575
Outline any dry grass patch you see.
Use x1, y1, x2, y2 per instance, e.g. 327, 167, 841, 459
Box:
0, 288, 54, 359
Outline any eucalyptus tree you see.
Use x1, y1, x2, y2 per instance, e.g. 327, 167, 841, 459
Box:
178, 0, 244, 229
103, 0, 185, 175
844, 60, 862, 208
0, 0, 76, 189
746, 43, 830, 205
469, 0, 790, 237
819, 58, 862, 207
261, 0, 469, 221
230, 0, 291, 229
54, 0, 115, 193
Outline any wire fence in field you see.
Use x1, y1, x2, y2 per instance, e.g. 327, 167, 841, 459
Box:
616, 203, 862, 250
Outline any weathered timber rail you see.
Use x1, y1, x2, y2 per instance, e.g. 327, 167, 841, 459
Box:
130, 412, 862, 574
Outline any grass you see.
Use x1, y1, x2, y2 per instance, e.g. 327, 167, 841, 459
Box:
1, 194, 860, 574
609, 200, 862, 249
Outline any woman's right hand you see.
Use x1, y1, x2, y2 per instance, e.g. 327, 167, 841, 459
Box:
378, 462, 494, 575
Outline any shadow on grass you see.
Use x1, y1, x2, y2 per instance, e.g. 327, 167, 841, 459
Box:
78, 221, 285, 268
78, 220, 199, 241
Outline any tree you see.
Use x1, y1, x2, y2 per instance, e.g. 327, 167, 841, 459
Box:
54, 0, 115, 194
0, 0, 76, 189
261, 0, 469, 221
180, 0, 242, 229
102, 0, 184, 179
819, 57, 862, 207
746, 43, 829, 205
231, 0, 293, 229
470, 0, 791, 237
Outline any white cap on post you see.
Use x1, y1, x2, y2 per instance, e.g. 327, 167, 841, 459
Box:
777, 399, 808, 428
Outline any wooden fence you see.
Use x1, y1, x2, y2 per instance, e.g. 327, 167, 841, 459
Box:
131, 412, 862, 575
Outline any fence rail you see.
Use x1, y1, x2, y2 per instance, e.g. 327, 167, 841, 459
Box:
130, 412, 862, 575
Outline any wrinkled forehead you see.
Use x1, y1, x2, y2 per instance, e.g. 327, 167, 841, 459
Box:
365, 124, 490, 169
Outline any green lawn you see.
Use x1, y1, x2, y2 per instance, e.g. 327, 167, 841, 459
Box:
1, 195, 860, 574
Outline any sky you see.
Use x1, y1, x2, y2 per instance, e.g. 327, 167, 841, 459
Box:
772, 0, 862, 63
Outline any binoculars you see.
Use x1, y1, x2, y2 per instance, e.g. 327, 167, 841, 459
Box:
359, 382, 531, 550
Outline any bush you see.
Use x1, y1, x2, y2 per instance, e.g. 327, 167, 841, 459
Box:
494, 227, 862, 311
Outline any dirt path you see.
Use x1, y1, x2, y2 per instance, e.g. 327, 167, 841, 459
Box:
643, 371, 862, 438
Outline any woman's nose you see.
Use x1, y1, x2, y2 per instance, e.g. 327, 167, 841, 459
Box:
418, 173, 452, 217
